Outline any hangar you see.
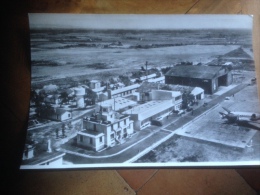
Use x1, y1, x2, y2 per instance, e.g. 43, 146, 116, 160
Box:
165, 65, 232, 94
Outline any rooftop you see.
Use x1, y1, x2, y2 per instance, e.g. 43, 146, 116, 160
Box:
140, 73, 157, 81
110, 84, 140, 95
97, 97, 137, 111
123, 100, 174, 120
78, 130, 104, 138
191, 87, 204, 95
85, 113, 129, 125
165, 65, 225, 79
137, 82, 194, 93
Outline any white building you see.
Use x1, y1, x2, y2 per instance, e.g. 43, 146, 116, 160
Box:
191, 87, 204, 100
147, 76, 165, 83
97, 97, 137, 112
107, 84, 140, 99
151, 90, 182, 111
77, 105, 134, 151
90, 80, 101, 89
123, 99, 181, 131
122, 90, 182, 130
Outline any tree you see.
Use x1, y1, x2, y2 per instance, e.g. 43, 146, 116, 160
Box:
118, 75, 132, 86
161, 67, 172, 75
59, 91, 69, 105
85, 88, 98, 105
181, 92, 194, 109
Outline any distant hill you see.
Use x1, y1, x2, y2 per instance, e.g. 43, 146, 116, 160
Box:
222, 47, 252, 59
206, 47, 254, 70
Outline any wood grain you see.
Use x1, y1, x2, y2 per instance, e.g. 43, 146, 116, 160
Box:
28, 0, 199, 14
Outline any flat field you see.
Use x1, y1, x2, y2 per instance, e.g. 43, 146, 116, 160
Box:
30, 29, 252, 85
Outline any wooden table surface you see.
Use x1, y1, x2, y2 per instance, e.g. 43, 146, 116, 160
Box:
2, 0, 260, 194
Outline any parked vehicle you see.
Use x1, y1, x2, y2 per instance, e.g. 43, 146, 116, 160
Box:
178, 110, 185, 116
186, 107, 193, 112
151, 120, 163, 126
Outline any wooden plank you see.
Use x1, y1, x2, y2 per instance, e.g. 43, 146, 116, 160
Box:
187, 0, 242, 14
138, 169, 256, 195
28, 0, 199, 14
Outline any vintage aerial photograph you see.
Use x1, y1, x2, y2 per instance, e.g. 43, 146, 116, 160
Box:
21, 14, 260, 169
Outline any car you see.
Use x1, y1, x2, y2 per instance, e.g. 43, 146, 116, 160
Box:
171, 110, 179, 114
178, 110, 185, 116
225, 96, 230, 100
186, 107, 193, 112
156, 116, 163, 121
151, 120, 163, 126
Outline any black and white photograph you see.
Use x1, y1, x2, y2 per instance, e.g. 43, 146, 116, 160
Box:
21, 14, 260, 169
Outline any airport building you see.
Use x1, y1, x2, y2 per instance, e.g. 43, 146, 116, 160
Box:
107, 83, 140, 99
96, 97, 137, 112
123, 90, 182, 130
165, 65, 232, 94
77, 105, 134, 151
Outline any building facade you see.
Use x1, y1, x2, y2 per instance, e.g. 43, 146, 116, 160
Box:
165, 65, 232, 94
123, 90, 182, 131
77, 105, 134, 151
107, 84, 140, 99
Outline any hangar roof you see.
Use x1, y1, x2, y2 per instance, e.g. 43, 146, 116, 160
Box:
165, 65, 226, 79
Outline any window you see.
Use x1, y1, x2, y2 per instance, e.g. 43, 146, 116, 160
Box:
111, 134, 114, 139
89, 138, 93, 144
68, 113, 71, 117
99, 136, 103, 143
80, 135, 83, 142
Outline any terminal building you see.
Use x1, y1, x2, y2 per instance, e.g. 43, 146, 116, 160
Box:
77, 105, 134, 151
165, 65, 232, 94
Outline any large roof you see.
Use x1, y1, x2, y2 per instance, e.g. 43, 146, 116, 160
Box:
165, 65, 224, 79
137, 82, 194, 93
123, 100, 173, 120
110, 84, 140, 95
97, 97, 137, 111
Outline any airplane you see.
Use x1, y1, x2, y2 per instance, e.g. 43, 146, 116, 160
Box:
219, 107, 260, 130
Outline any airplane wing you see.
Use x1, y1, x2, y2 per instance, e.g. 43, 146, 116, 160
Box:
219, 112, 227, 119
246, 121, 260, 130
222, 107, 231, 114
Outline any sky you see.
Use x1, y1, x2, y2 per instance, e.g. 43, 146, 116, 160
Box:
29, 14, 253, 30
